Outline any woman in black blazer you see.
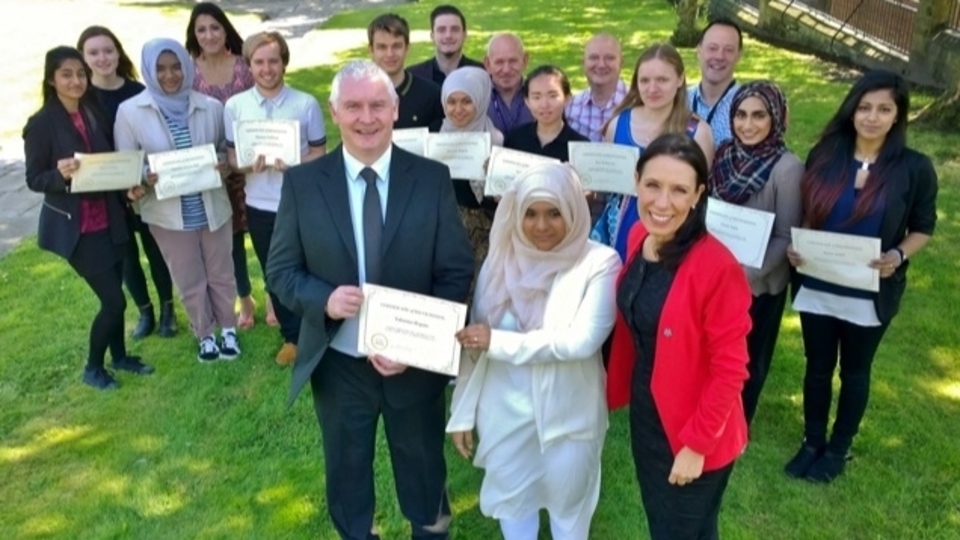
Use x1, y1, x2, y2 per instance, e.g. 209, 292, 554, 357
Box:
784, 70, 938, 482
23, 46, 154, 390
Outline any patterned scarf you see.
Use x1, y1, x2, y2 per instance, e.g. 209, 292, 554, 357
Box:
708, 81, 788, 204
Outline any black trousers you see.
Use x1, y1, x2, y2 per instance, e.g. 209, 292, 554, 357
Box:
232, 230, 252, 298
69, 231, 127, 368
799, 312, 890, 454
311, 349, 451, 540
123, 213, 173, 307
742, 290, 788, 425
247, 206, 300, 343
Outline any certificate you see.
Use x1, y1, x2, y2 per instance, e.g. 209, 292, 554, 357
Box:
705, 197, 776, 269
484, 146, 560, 196
791, 227, 881, 292
567, 142, 640, 195
234, 119, 300, 168
357, 284, 467, 376
392, 127, 429, 156
147, 144, 222, 201
71, 150, 144, 193
424, 132, 491, 181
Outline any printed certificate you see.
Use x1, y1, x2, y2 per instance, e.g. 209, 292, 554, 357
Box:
357, 284, 467, 376
706, 197, 776, 269
484, 146, 560, 196
791, 227, 881, 292
424, 132, 491, 181
71, 150, 144, 193
234, 119, 300, 168
392, 127, 429, 156
147, 144, 222, 201
567, 141, 639, 195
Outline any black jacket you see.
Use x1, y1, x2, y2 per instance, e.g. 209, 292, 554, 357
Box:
23, 98, 129, 261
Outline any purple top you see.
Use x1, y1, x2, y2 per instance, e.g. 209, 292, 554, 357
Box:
487, 86, 534, 135
193, 56, 254, 104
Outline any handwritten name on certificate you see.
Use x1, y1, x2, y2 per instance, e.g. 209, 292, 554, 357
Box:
484, 147, 560, 196
568, 142, 639, 195
424, 132, 491, 181
71, 150, 144, 193
148, 144, 222, 201
705, 198, 775, 269
392, 127, 429, 156
234, 119, 300, 168
357, 284, 467, 376
791, 228, 881, 292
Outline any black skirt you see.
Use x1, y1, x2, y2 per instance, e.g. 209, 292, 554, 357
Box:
68, 230, 125, 277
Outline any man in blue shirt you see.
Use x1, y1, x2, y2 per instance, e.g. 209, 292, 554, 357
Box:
687, 18, 743, 147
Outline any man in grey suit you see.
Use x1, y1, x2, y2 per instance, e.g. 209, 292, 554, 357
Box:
266, 60, 474, 540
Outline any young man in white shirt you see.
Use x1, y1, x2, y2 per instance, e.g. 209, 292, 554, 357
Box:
224, 31, 327, 366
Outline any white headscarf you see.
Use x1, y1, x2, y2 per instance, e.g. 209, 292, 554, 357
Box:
440, 66, 504, 145
140, 38, 194, 127
474, 163, 590, 331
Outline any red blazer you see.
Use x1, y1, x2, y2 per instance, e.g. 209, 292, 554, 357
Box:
607, 224, 752, 471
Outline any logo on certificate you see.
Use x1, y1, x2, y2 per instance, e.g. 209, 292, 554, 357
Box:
370, 333, 389, 351
242, 148, 256, 162
579, 174, 592, 187
493, 179, 507, 193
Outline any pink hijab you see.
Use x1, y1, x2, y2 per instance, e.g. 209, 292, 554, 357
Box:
474, 163, 591, 331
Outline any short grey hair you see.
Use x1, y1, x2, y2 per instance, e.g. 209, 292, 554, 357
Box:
329, 60, 398, 110
485, 33, 525, 57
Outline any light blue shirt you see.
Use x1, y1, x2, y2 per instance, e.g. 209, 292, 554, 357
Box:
687, 81, 738, 148
328, 146, 392, 356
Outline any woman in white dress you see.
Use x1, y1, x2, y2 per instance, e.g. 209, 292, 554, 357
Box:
449, 163, 621, 539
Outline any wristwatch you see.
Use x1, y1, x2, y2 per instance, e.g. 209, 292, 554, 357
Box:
892, 247, 906, 265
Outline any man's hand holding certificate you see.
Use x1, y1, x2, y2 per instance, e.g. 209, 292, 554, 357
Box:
71, 150, 144, 193
234, 119, 300, 168
357, 284, 467, 376
484, 147, 560, 196
424, 132, 491, 181
791, 227, 881, 292
148, 144, 222, 201
568, 141, 640, 195
706, 197, 776, 269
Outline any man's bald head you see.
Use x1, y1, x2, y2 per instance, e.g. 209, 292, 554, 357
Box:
484, 33, 529, 94
583, 33, 622, 90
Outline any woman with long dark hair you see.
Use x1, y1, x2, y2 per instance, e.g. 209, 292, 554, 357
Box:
186, 1, 262, 329
708, 81, 803, 425
504, 65, 588, 161
606, 133, 751, 539
78, 26, 178, 340
784, 70, 938, 483
23, 46, 154, 390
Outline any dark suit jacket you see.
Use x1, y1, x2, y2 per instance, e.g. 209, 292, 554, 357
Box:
874, 148, 938, 323
267, 144, 474, 407
23, 99, 129, 261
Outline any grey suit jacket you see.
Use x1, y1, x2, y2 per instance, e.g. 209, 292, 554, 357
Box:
266, 144, 475, 406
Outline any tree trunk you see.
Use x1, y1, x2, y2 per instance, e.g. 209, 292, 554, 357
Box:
914, 85, 960, 130
672, 0, 702, 47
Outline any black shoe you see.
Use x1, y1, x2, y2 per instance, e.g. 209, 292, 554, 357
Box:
198, 336, 220, 363
83, 366, 119, 390
219, 331, 241, 361
111, 355, 155, 375
131, 304, 155, 340
784, 443, 824, 479
806, 451, 850, 483
157, 301, 178, 338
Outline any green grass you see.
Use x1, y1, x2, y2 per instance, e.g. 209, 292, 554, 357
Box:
2, 0, 960, 538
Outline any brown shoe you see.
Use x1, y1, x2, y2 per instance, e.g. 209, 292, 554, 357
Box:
275, 342, 297, 367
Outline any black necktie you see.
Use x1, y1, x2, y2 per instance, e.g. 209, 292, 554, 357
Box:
360, 167, 382, 284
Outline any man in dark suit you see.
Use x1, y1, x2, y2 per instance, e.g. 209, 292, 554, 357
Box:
266, 60, 474, 540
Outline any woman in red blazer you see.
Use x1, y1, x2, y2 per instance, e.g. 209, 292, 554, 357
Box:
606, 133, 752, 539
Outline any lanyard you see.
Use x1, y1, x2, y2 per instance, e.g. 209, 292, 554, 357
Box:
696, 79, 737, 125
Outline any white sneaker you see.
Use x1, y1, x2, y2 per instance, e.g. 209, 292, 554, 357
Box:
219, 331, 241, 360
197, 336, 220, 363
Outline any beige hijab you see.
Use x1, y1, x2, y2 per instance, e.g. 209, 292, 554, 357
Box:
474, 163, 591, 331
440, 66, 505, 145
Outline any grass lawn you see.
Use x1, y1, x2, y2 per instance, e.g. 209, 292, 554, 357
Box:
2, 0, 959, 538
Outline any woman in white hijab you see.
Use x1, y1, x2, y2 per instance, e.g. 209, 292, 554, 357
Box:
115, 38, 238, 363
441, 66, 504, 269
448, 163, 621, 540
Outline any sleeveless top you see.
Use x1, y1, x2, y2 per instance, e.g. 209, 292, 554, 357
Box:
590, 108, 699, 260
